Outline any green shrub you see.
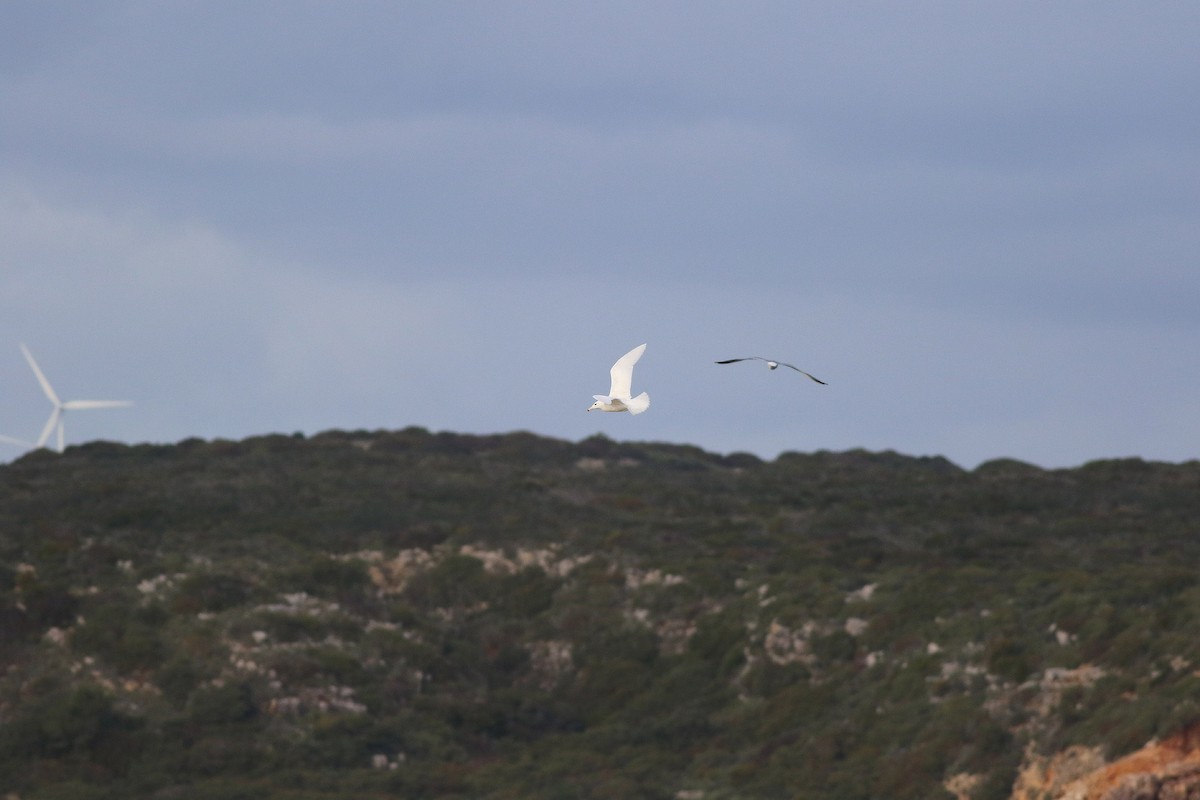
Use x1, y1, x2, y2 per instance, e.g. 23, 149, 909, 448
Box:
280, 556, 370, 600
248, 610, 326, 643
812, 630, 858, 665
405, 553, 494, 609
187, 682, 258, 725
688, 609, 745, 669
70, 599, 167, 671
496, 567, 560, 617
984, 632, 1037, 683
171, 572, 257, 614
156, 656, 205, 708
18, 580, 79, 633
0, 683, 144, 785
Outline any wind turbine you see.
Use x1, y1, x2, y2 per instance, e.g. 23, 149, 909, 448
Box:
20, 343, 133, 453
0, 433, 33, 450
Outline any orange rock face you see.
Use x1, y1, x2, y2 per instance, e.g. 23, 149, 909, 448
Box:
1012, 724, 1200, 800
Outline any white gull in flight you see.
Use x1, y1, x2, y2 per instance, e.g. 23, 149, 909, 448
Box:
588, 343, 651, 415
715, 356, 827, 385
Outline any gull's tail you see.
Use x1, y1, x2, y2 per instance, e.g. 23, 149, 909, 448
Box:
626, 392, 650, 415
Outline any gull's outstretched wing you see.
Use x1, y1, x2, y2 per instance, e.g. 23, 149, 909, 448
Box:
717, 356, 826, 384
608, 343, 646, 400
778, 363, 827, 385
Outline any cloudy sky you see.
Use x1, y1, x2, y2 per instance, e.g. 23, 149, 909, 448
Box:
2, 2, 1197, 468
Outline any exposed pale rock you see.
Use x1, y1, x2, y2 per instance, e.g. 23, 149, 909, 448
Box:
526, 640, 574, 691
1013, 723, 1200, 800
944, 771, 981, 800
367, 548, 435, 593
846, 583, 877, 602
763, 619, 814, 666
624, 567, 684, 590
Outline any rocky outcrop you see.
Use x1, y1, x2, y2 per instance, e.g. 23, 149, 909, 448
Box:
1012, 724, 1200, 800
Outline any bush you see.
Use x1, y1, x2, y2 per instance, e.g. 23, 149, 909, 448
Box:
18, 580, 80, 632
812, 630, 858, 665
70, 599, 167, 672
496, 567, 560, 617
188, 682, 258, 725
157, 656, 205, 708
688, 609, 745, 669
405, 554, 494, 609
280, 557, 370, 601
985, 633, 1037, 683
171, 572, 257, 614
0, 684, 144, 784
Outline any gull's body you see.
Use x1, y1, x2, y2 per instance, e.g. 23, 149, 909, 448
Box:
588, 343, 651, 415
21, 344, 133, 453
716, 356, 826, 385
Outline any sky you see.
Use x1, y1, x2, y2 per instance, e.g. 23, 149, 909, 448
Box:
1, 2, 1198, 469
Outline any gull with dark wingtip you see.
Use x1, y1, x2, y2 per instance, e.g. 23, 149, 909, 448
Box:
715, 357, 826, 385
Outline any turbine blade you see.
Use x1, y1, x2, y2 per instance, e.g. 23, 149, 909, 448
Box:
61, 400, 133, 410
36, 409, 60, 449
0, 434, 33, 447
20, 343, 61, 407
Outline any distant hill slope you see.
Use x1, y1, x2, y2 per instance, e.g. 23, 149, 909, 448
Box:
2, 429, 1199, 800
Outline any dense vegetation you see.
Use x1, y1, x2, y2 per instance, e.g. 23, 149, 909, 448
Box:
1, 428, 1199, 799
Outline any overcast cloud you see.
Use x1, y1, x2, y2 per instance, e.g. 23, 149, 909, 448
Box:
2, 2, 1198, 468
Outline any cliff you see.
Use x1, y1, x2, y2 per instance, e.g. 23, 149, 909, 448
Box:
1013, 723, 1200, 800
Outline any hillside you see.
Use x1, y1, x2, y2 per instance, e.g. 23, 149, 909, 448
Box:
2, 428, 1200, 799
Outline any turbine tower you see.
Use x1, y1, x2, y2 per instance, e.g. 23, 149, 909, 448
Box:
20, 343, 133, 453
